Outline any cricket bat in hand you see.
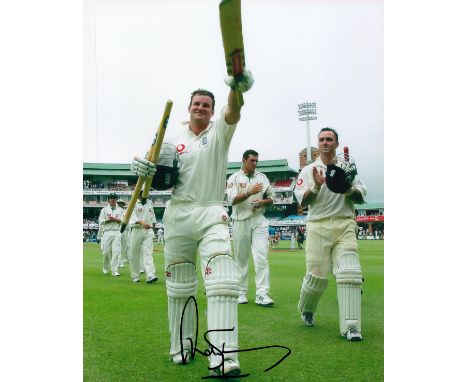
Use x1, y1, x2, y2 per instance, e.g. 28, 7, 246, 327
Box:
120, 100, 173, 233
219, 0, 246, 106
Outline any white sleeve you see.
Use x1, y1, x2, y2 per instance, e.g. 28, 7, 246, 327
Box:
98, 207, 107, 225
129, 207, 139, 225
263, 176, 274, 199
293, 166, 313, 206
352, 174, 367, 202
226, 173, 239, 206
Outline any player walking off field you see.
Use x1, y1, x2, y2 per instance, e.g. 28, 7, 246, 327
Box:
98, 193, 123, 276
227, 149, 274, 306
131, 73, 253, 376
294, 127, 367, 341
117, 199, 129, 266
128, 192, 158, 284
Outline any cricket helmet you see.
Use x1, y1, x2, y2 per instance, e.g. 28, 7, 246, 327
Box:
325, 153, 358, 194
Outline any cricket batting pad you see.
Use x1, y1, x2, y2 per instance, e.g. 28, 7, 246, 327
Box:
298, 273, 329, 314
166, 262, 198, 356
204, 254, 240, 368
335, 252, 363, 335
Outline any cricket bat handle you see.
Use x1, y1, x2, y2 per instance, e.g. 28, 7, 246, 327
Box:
120, 100, 173, 233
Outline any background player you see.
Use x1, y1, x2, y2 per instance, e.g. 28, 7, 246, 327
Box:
128, 192, 158, 284
98, 193, 123, 276
294, 127, 366, 341
227, 149, 274, 306
117, 199, 129, 267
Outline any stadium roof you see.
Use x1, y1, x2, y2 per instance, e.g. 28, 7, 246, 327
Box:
83, 163, 132, 177
84, 159, 298, 177
226, 159, 298, 176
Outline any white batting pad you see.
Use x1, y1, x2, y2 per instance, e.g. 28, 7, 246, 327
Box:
166, 262, 198, 356
204, 255, 240, 368
335, 252, 363, 335
297, 272, 329, 313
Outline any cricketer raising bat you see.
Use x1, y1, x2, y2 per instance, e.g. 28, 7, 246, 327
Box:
120, 100, 173, 233
219, 0, 246, 106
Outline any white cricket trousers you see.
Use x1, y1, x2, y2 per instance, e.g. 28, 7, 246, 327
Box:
128, 227, 156, 278
101, 230, 121, 273
232, 214, 270, 295
305, 217, 358, 277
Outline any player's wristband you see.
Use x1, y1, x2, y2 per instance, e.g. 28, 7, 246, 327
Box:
310, 184, 321, 195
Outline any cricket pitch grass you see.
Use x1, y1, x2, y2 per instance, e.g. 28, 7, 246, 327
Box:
84, 240, 383, 381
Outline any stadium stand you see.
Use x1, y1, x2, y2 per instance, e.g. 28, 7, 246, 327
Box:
83, 159, 383, 240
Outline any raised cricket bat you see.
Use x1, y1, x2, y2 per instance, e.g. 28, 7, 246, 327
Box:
120, 100, 173, 233
219, 0, 246, 106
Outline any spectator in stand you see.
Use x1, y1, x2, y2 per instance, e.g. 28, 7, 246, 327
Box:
98, 193, 123, 276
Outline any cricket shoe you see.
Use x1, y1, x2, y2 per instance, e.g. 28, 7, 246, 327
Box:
146, 275, 158, 284
102, 268, 109, 275
171, 350, 191, 365
345, 328, 362, 341
112, 271, 120, 277
301, 312, 314, 327
255, 294, 274, 307
209, 359, 240, 377
132, 276, 140, 283
238, 294, 248, 304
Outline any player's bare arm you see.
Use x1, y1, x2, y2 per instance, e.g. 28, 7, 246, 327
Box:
225, 88, 242, 125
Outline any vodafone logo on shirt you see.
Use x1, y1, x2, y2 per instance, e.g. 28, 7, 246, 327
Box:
297, 178, 304, 186
176, 144, 188, 155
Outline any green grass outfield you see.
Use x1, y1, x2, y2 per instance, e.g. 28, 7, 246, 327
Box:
84, 240, 383, 381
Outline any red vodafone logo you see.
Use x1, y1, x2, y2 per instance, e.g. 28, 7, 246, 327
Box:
176, 144, 185, 153
297, 178, 304, 186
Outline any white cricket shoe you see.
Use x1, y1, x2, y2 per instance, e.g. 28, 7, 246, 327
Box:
112, 271, 121, 277
132, 276, 140, 283
238, 294, 248, 304
102, 268, 109, 275
146, 275, 158, 284
209, 359, 241, 377
171, 350, 191, 365
301, 312, 314, 327
345, 328, 363, 341
255, 294, 274, 306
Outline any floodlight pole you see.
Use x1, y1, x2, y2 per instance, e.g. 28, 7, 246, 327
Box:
298, 101, 317, 164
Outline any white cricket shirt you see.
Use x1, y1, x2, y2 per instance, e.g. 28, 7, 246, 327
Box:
98, 205, 124, 232
227, 170, 274, 221
129, 200, 156, 227
294, 156, 367, 222
166, 106, 236, 203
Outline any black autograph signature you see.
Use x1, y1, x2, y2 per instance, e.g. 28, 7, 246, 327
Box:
177, 296, 291, 379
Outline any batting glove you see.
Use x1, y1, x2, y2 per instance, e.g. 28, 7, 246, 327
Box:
224, 69, 254, 93
131, 157, 156, 177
